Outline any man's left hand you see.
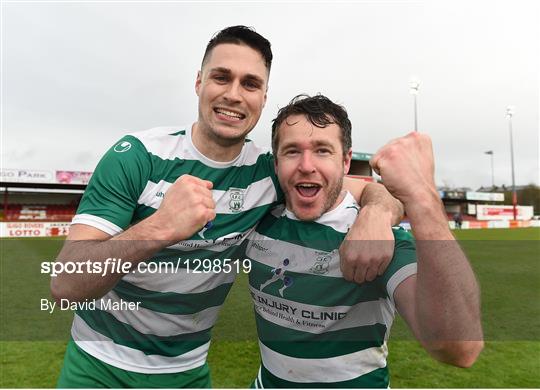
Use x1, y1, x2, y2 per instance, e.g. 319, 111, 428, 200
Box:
339, 204, 395, 284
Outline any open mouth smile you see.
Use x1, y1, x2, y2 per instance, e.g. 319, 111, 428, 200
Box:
295, 183, 322, 198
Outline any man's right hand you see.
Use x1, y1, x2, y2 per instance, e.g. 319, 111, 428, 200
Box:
52, 175, 216, 302
150, 175, 216, 243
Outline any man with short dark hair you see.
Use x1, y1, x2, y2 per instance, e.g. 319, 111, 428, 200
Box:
246, 94, 483, 388
53, 27, 403, 387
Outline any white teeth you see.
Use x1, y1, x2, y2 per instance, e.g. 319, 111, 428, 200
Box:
215, 108, 243, 119
297, 183, 319, 188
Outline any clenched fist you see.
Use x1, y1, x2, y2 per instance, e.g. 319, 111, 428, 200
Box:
150, 175, 216, 243
370, 132, 438, 207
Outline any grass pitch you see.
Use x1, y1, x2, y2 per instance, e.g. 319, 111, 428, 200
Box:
1, 228, 539, 387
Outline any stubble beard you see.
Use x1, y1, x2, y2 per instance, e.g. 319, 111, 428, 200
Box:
287, 175, 344, 222
198, 109, 250, 148
321, 175, 344, 218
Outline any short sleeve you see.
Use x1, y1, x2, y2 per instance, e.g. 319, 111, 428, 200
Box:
72, 135, 151, 235
378, 227, 417, 305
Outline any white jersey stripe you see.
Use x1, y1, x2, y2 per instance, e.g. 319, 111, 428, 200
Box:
259, 340, 387, 383
137, 180, 172, 209
136, 177, 276, 214
97, 291, 221, 336
247, 230, 343, 278
72, 314, 210, 374
71, 214, 123, 236
169, 228, 254, 253
213, 176, 277, 214
129, 127, 188, 161
386, 262, 417, 305
122, 264, 236, 294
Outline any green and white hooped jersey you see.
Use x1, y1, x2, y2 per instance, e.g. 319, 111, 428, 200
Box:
70, 126, 282, 374
245, 192, 417, 388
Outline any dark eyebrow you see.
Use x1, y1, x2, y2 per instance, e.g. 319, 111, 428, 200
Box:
209, 67, 231, 75
278, 140, 300, 151
209, 67, 265, 85
312, 140, 335, 149
279, 139, 336, 152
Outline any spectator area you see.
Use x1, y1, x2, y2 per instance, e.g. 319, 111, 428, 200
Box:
1, 187, 83, 223
1, 204, 77, 221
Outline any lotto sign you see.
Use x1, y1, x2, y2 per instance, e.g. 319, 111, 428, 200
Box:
0, 222, 70, 237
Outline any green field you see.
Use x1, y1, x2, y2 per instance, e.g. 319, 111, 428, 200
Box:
1, 228, 539, 387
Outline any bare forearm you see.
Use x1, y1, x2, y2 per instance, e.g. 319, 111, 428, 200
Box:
372, 132, 483, 366
407, 194, 483, 359
360, 183, 404, 225
415, 243, 480, 332
51, 174, 215, 302
51, 217, 174, 302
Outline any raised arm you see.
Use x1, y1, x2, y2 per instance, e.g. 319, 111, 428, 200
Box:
371, 132, 483, 367
339, 178, 404, 284
51, 175, 215, 303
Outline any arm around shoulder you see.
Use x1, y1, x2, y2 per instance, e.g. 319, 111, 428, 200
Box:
343, 178, 404, 225
339, 178, 404, 284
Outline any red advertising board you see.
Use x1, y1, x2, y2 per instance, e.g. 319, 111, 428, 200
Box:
476, 205, 533, 221
0, 222, 70, 237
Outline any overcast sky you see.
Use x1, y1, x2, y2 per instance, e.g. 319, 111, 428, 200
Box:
2, 0, 538, 189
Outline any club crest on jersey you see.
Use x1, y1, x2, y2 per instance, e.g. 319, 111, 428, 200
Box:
310, 253, 331, 275
228, 188, 245, 213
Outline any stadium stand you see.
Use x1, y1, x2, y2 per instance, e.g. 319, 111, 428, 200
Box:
1, 169, 87, 237
2, 204, 78, 221
1, 167, 537, 236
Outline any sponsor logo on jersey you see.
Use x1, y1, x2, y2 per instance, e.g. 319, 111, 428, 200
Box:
260, 258, 294, 297
113, 141, 132, 153
228, 188, 245, 212
250, 291, 348, 325
250, 241, 270, 253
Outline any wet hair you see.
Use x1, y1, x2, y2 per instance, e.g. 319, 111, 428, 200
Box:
271, 94, 352, 155
201, 25, 272, 72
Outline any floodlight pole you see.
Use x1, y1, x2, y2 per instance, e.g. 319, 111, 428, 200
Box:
506, 106, 517, 221
484, 151, 495, 188
490, 151, 495, 188
409, 80, 420, 131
